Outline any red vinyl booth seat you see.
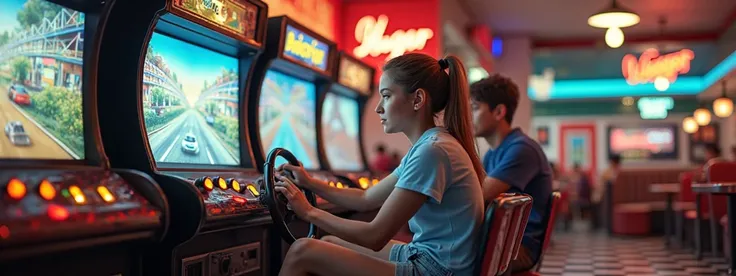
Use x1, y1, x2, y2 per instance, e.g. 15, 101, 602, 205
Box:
612, 203, 651, 235
474, 194, 533, 276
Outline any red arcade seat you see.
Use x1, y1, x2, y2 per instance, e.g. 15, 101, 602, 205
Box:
474, 194, 533, 276
512, 191, 562, 276
498, 194, 534, 274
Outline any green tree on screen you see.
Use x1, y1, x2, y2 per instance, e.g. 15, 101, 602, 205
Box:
0, 31, 10, 46
146, 45, 154, 61
11, 57, 31, 83
151, 87, 164, 106
17, 0, 63, 29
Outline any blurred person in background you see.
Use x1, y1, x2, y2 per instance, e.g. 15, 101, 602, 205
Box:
371, 144, 394, 173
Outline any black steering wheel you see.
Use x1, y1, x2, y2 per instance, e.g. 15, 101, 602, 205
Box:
262, 148, 318, 244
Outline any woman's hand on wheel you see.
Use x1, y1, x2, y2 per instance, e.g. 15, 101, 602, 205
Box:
275, 175, 314, 220
277, 162, 314, 189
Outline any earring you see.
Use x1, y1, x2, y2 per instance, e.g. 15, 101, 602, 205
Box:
414, 105, 419, 110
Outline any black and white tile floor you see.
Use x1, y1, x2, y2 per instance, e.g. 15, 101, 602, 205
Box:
539, 228, 730, 275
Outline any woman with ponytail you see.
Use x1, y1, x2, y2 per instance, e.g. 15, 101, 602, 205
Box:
274, 53, 484, 276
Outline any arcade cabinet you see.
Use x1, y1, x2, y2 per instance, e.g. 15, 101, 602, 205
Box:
0, 0, 168, 275
323, 51, 381, 190
248, 16, 355, 213
96, 0, 274, 275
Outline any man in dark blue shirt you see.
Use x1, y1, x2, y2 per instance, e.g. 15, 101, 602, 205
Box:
469, 74, 553, 272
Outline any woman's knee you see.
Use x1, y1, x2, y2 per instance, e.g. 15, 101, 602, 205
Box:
289, 238, 319, 257
320, 235, 342, 244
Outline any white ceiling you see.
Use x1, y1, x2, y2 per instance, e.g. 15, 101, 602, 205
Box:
462, 0, 736, 40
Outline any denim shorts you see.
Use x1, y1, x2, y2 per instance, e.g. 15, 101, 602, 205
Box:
389, 244, 453, 276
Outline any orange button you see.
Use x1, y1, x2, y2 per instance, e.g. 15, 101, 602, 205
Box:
39, 179, 56, 200
6, 178, 26, 200
203, 177, 214, 190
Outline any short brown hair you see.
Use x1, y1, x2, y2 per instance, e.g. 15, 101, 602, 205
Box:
469, 74, 520, 124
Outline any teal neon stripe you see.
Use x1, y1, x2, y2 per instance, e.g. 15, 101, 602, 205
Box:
529, 50, 736, 100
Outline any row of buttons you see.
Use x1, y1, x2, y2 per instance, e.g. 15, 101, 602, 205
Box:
4, 178, 116, 204
195, 177, 260, 197
358, 177, 380, 189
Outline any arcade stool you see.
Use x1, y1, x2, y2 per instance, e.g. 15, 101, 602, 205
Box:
612, 203, 652, 235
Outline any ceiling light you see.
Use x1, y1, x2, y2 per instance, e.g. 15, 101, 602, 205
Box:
713, 81, 732, 118
682, 117, 698, 134
588, 0, 641, 29
693, 107, 711, 126
604, 27, 624, 48
713, 97, 733, 118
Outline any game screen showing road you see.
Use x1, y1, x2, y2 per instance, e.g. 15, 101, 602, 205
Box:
0, 0, 85, 160
258, 70, 319, 169
321, 92, 364, 171
142, 32, 241, 166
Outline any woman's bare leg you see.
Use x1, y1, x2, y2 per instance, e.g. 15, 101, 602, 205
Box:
320, 235, 405, 261
279, 238, 396, 276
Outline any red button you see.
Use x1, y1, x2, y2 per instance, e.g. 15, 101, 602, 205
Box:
47, 204, 69, 221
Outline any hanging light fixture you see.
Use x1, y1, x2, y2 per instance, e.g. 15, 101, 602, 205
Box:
682, 117, 699, 134
693, 106, 711, 126
713, 81, 733, 118
588, 0, 640, 48
604, 27, 624, 48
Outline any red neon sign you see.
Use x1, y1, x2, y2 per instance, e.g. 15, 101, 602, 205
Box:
621, 48, 695, 85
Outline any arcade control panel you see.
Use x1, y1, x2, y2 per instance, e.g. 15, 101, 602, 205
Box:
181, 171, 267, 220
0, 168, 164, 254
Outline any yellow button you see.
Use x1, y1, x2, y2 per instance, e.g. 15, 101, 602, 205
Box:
68, 185, 86, 204
38, 179, 56, 200
358, 177, 369, 189
96, 186, 115, 203
231, 179, 241, 192
336, 182, 344, 189
246, 184, 260, 197
203, 177, 214, 190
372, 179, 379, 186
7, 178, 26, 200
217, 177, 227, 190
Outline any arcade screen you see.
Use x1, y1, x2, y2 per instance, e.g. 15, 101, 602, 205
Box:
321, 92, 364, 171
0, 0, 85, 160
142, 32, 240, 166
607, 125, 678, 161
258, 70, 319, 169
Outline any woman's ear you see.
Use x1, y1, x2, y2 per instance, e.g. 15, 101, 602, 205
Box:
413, 88, 427, 111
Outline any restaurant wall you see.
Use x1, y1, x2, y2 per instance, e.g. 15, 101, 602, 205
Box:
531, 114, 735, 174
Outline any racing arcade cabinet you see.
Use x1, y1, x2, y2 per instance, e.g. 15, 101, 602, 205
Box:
97, 0, 272, 275
248, 16, 356, 214
323, 51, 380, 190
0, 0, 168, 275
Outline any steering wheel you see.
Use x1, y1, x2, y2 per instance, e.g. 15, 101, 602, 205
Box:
262, 147, 318, 244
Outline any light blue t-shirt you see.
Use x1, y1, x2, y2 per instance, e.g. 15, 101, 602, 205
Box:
392, 127, 484, 275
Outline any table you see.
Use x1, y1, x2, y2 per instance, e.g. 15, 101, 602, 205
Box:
650, 183, 680, 247
691, 182, 736, 276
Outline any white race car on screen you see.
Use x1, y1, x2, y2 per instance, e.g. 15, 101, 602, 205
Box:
4, 121, 32, 146
181, 133, 200, 154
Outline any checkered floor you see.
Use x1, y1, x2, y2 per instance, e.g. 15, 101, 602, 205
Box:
539, 229, 730, 275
